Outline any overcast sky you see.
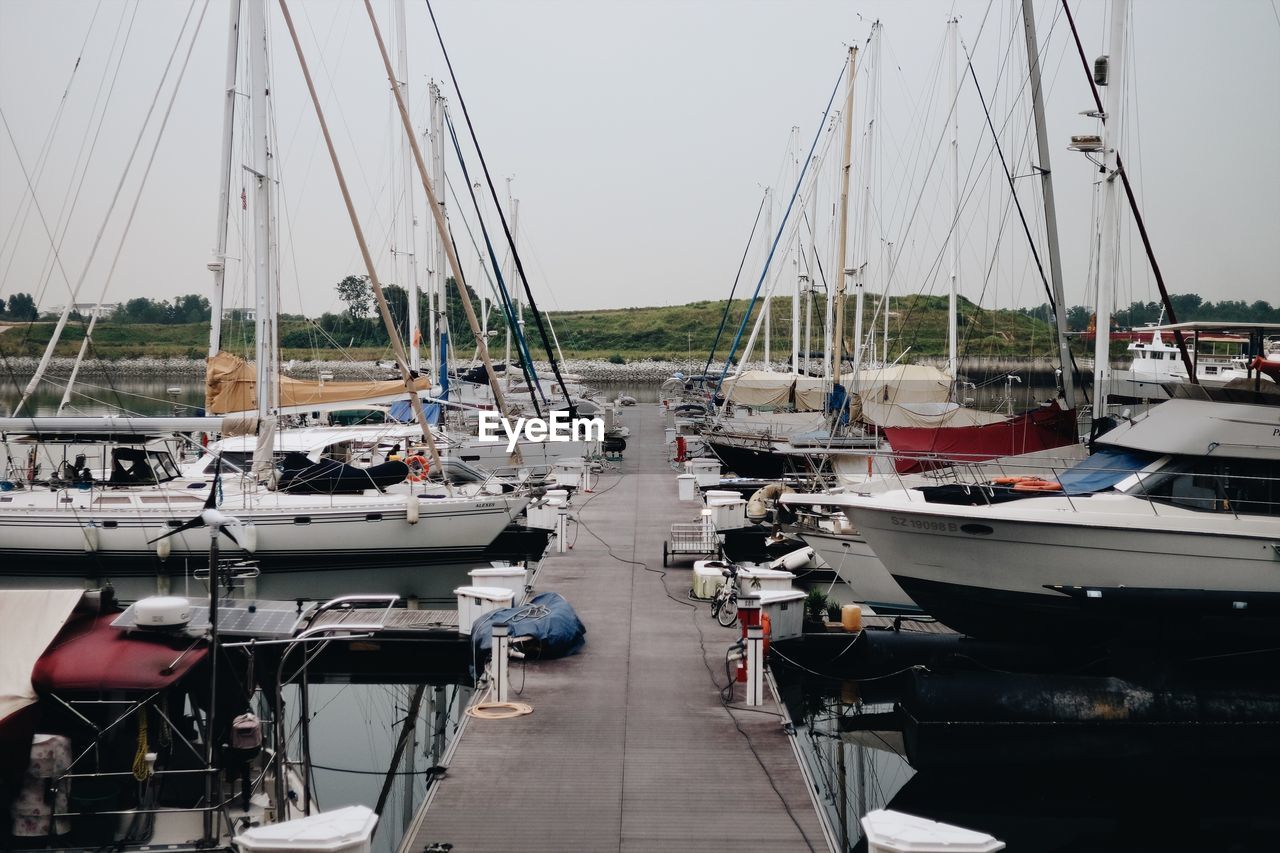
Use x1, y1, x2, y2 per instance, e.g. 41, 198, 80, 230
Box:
1, 0, 1277, 320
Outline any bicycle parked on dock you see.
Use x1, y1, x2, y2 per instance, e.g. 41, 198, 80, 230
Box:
710, 564, 740, 627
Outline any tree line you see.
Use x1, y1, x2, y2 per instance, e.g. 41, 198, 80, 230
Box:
1019, 294, 1280, 331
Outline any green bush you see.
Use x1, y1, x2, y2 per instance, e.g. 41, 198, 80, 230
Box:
607, 353, 626, 364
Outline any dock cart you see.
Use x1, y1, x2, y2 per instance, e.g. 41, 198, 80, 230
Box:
663, 521, 719, 566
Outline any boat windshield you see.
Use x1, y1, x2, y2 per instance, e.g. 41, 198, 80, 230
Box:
1121, 455, 1280, 516
108, 448, 180, 484
1056, 448, 1158, 495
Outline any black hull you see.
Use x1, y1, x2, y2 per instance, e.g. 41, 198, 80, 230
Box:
481, 524, 552, 563
703, 439, 788, 479
896, 574, 1280, 647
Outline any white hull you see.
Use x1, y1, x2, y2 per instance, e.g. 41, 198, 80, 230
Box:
0, 486, 527, 601
842, 490, 1280, 637
796, 527, 917, 612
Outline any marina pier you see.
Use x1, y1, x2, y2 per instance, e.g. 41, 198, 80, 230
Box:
404, 403, 825, 851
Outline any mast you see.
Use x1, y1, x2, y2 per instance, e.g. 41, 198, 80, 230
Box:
946, 17, 959, 381
430, 81, 446, 378
1021, 0, 1075, 405
763, 187, 772, 366
503, 183, 518, 390
854, 23, 879, 374
208, 0, 242, 358
427, 81, 443, 379
804, 173, 817, 376
248, 0, 277, 430
832, 45, 858, 381
1093, 0, 1130, 415
395, 0, 421, 373
790, 126, 801, 375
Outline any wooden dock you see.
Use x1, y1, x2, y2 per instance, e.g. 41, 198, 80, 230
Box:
401, 404, 826, 851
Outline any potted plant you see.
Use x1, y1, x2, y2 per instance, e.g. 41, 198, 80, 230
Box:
803, 588, 830, 632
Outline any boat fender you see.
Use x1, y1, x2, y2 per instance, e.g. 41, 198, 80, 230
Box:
746, 483, 793, 524
82, 522, 98, 553
405, 493, 420, 525
156, 536, 171, 562
1012, 478, 1062, 492
242, 522, 258, 553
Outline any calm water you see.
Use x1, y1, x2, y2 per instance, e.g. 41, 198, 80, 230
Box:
774, 665, 1280, 851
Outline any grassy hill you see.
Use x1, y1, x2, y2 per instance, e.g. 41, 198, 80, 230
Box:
0, 295, 1062, 363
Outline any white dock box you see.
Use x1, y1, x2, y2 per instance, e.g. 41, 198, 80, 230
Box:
704, 490, 746, 529
860, 809, 1005, 853
235, 805, 378, 853
676, 473, 698, 501
758, 590, 806, 641
453, 586, 514, 635
526, 501, 558, 531
687, 458, 721, 487
737, 567, 796, 595
692, 560, 733, 600
551, 458, 585, 487
468, 566, 528, 598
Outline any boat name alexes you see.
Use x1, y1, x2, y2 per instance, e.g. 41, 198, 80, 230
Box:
477, 411, 606, 452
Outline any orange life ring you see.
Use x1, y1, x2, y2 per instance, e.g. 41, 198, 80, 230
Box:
405, 455, 430, 482
1012, 478, 1062, 492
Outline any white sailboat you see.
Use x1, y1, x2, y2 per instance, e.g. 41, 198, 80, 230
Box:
0, 0, 527, 602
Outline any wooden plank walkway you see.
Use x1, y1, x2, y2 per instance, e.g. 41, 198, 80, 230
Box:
401, 404, 827, 852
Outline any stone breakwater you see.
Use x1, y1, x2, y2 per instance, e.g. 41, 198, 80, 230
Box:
0, 356, 716, 383
1, 355, 1062, 384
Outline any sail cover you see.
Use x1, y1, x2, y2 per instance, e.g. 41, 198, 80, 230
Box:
206, 351, 431, 415
720, 370, 795, 407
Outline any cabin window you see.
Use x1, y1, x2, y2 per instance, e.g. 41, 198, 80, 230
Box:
140, 495, 203, 504
1127, 457, 1280, 516
94, 496, 133, 506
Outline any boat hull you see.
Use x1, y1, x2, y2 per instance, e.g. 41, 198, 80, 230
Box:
796, 527, 919, 613
844, 497, 1280, 641
0, 495, 528, 603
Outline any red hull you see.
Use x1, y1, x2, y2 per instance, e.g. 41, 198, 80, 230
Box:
883, 405, 1078, 474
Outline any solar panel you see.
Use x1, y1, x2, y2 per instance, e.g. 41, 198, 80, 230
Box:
112, 599, 307, 638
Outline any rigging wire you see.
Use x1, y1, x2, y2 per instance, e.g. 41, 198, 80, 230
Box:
0, 0, 108, 278
423, 0, 573, 414
702, 188, 770, 378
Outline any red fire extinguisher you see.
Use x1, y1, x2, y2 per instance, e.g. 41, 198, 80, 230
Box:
735, 612, 771, 683
675, 435, 687, 464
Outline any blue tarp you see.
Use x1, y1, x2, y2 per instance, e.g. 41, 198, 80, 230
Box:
470, 591, 586, 669
1057, 448, 1156, 495
388, 400, 440, 424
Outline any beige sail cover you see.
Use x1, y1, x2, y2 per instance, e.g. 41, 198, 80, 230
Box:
720, 370, 794, 408
793, 376, 829, 411
205, 351, 430, 415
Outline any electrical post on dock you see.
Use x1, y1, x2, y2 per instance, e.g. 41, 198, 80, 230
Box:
745, 625, 765, 707
556, 503, 568, 553
492, 622, 511, 703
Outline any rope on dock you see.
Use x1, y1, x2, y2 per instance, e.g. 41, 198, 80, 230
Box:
465, 701, 533, 720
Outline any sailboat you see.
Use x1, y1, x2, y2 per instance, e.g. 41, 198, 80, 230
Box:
0, 0, 528, 603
